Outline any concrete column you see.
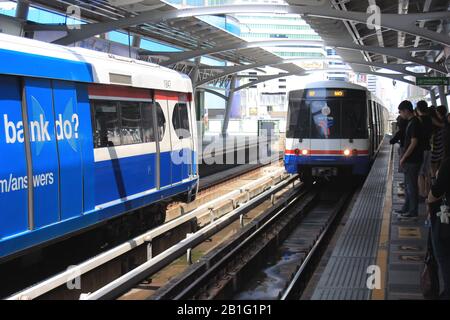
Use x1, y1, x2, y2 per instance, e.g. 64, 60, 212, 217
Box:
221, 74, 237, 137
190, 57, 202, 91
132, 35, 141, 48
438, 85, 448, 109
15, 0, 30, 20
430, 88, 438, 106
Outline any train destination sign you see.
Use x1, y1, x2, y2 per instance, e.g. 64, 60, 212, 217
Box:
416, 77, 449, 86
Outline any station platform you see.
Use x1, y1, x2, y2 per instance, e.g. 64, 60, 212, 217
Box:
312, 139, 428, 300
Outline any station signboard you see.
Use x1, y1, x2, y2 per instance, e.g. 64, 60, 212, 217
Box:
416, 77, 449, 86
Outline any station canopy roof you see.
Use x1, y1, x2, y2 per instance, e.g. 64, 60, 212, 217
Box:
18, 0, 450, 86
285, 0, 449, 78
27, 0, 304, 75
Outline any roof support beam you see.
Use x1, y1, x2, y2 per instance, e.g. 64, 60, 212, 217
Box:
412, 0, 432, 58
196, 60, 284, 86
332, 43, 446, 74
368, 0, 387, 64
198, 68, 419, 97
198, 56, 431, 88
233, 73, 297, 92
44, 5, 449, 47
156, 40, 322, 65
222, 74, 237, 136
346, 61, 427, 78
148, 39, 444, 74
196, 88, 228, 101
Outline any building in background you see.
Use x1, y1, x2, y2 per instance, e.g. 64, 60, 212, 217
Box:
233, 1, 324, 123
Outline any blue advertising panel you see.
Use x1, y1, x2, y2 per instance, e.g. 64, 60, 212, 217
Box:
75, 83, 95, 213
25, 78, 60, 228
52, 81, 83, 220
0, 75, 29, 238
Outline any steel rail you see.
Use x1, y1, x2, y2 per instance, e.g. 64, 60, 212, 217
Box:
172, 187, 316, 300
7, 167, 288, 300
280, 191, 352, 300
83, 173, 299, 300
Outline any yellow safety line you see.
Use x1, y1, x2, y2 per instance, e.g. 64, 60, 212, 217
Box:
372, 145, 394, 300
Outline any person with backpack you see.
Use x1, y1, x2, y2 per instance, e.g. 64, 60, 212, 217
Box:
430, 106, 448, 183
427, 125, 450, 299
416, 101, 433, 199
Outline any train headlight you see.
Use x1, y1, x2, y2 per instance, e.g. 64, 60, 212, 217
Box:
294, 148, 300, 155
343, 149, 351, 156
352, 149, 358, 156
301, 149, 309, 155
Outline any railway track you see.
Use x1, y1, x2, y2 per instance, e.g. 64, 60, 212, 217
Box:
6, 163, 293, 300
149, 180, 357, 300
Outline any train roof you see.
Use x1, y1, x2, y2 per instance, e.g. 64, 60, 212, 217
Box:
289, 80, 384, 107
0, 33, 192, 93
293, 80, 368, 91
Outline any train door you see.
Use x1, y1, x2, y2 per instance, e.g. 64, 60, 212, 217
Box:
368, 100, 375, 157
169, 95, 192, 183
377, 104, 382, 143
75, 83, 95, 213
371, 101, 379, 150
155, 92, 173, 187
149, 100, 169, 189
24, 78, 60, 228
187, 96, 198, 178
0, 75, 29, 238
90, 85, 158, 203
52, 80, 83, 220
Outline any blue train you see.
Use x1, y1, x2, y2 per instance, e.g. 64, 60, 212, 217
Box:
0, 34, 199, 261
284, 81, 389, 179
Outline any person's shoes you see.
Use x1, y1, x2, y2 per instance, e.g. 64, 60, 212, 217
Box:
394, 209, 407, 215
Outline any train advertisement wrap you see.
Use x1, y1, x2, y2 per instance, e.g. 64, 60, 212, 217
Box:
0, 76, 92, 237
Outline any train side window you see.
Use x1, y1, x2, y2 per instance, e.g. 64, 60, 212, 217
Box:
93, 101, 121, 148
155, 103, 166, 141
342, 100, 367, 138
172, 103, 191, 139
120, 101, 143, 145
141, 102, 166, 142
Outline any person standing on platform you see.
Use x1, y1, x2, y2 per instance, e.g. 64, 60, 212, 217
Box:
395, 100, 423, 218
431, 106, 448, 182
390, 115, 408, 192
416, 101, 433, 199
427, 127, 450, 300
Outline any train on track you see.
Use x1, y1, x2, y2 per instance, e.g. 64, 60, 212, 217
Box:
0, 34, 198, 261
284, 81, 389, 180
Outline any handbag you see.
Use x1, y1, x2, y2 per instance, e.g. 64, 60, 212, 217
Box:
436, 196, 450, 241
420, 229, 440, 299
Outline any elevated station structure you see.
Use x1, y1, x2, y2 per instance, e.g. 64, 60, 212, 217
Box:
1, 0, 449, 134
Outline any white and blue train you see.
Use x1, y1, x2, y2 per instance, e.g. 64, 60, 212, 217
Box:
0, 34, 198, 261
284, 81, 389, 179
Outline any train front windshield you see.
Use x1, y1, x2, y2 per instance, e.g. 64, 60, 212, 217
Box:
287, 89, 367, 139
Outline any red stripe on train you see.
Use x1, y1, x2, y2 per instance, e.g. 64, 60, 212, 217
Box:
285, 150, 369, 155
88, 84, 152, 99
154, 91, 192, 102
